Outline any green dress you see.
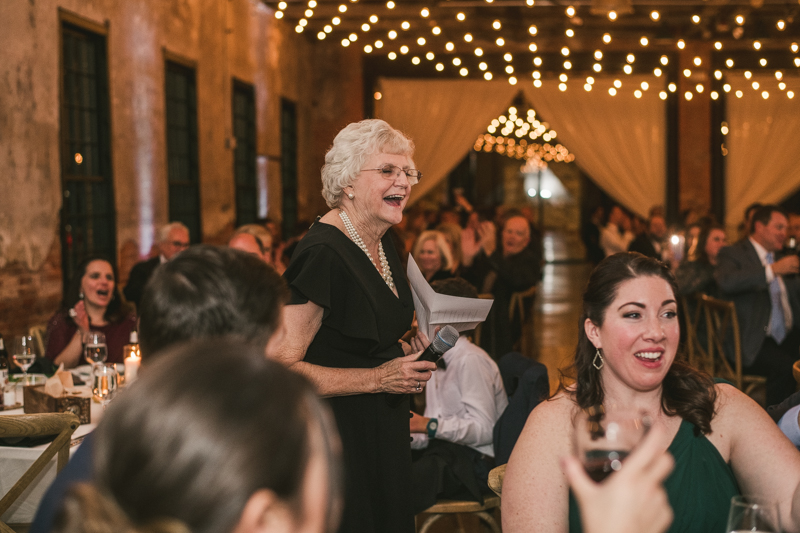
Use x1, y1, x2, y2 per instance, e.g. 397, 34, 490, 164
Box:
569, 419, 740, 533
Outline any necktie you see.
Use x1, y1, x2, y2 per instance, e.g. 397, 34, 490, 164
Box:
766, 252, 787, 344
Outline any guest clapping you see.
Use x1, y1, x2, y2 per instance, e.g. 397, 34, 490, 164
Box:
278, 119, 436, 533
412, 230, 455, 283
45, 257, 136, 368
502, 253, 800, 533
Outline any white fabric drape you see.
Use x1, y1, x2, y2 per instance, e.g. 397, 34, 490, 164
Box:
377, 78, 666, 217
377, 79, 517, 204
522, 76, 666, 218
726, 76, 800, 229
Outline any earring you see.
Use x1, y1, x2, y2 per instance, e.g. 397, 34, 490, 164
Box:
79, 291, 84, 299
348, 193, 355, 200
592, 348, 604, 370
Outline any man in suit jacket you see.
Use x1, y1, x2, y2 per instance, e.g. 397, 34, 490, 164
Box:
123, 222, 190, 309
628, 214, 667, 261
715, 204, 800, 405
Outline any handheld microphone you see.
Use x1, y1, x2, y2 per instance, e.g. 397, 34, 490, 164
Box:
386, 326, 460, 408
417, 326, 459, 364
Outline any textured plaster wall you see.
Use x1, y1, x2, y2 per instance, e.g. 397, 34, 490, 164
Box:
0, 0, 363, 336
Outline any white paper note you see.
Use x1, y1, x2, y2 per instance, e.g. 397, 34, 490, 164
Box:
406, 255, 494, 340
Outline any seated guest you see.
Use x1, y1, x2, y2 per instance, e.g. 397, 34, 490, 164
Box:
409, 278, 508, 514
675, 223, 727, 296
436, 222, 464, 276
463, 215, 540, 358
30, 246, 289, 533
230, 223, 275, 265
502, 252, 800, 533
45, 257, 136, 368
54, 339, 341, 533
123, 221, 190, 309
787, 212, 800, 251
628, 214, 668, 261
412, 230, 455, 283
600, 205, 634, 257
715, 204, 800, 406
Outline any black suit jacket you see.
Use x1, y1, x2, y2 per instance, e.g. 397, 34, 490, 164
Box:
123, 256, 162, 309
714, 239, 800, 366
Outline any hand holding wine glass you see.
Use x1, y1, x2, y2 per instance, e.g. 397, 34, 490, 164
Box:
563, 423, 674, 533
573, 406, 651, 482
83, 331, 108, 366
92, 363, 118, 410
13, 334, 37, 384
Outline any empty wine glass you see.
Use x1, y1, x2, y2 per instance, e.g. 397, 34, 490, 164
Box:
726, 496, 781, 533
573, 406, 651, 482
13, 335, 37, 384
92, 363, 118, 410
84, 332, 108, 366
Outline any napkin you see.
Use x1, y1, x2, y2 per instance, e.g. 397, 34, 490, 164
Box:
43, 364, 76, 397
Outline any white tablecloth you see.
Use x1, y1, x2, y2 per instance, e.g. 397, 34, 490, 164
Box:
0, 382, 102, 524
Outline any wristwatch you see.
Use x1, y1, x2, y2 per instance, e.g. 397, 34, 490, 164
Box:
426, 418, 438, 439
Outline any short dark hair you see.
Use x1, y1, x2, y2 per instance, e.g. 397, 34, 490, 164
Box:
431, 277, 479, 299
563, 252, 716, 435
56, 340, 341, 533
137, 245, 288, 359
750, 205, 787, 234
61, 256, 129, 325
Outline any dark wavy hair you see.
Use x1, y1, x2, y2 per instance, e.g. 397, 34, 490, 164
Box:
60, 256, 129, 325
695, 223, 725, 265
563, 252, 717, 435
55, 340, 342, 533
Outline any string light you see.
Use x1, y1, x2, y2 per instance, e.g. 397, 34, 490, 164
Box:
752, 81, 760, 90
614, 80, 622, 88
603, 33, 612, 44
529, 25, 538, 36
594, 50, 603, 60
561, 47, 570, 57
593, 63, 602, 72
691, 15, 700, 24
660, 56, 669, 66
401, 21, 410, 30
693, 57, 702, 66
456, 12, 465, 21
496, 38, 505, 46
278, 1, 287, 8
640, 37, 649, 46
654, 68, 662, 77
715, 42, 722, 50
493, 20, 502, 30
475, 47, 483, 56
726, 59, 734, 68
417, 37, 425, 45
564, 60, 572, 69
683, 69, 692, 77
677, 39, 686, 50
714, 70, 722, 80
388, 51, 397, 59
650, 11, 660, 21
453, 57, 461, 65
777, 20, 786, 30
641, 81, 649, 90
275, 11, 284, 19
566, 29, 575, 37
793, 43, 799, 53
432, 26, 441, 35
609, 87, 617, 95
608, 10, 617, 20
529, 43, 538, 52
445, 42, 454, 51
626, 54, 635, 63
723, 84, 731, 92
711, 91, 719, 100
659, 91, 668, 100
387, 1, 395, 8
623, 65, 632, 74
420, 8, 429, 17
668, 83, 677, 92
753, 41, 762, 50
426, 51, 434, 60
735, 15, 744, 25
695, 84, 704, 93
684, 91, 693, 101
566, 6, 576, 17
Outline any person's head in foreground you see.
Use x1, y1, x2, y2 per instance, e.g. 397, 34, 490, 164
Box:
575, 252, 715, 431
137, 245, 288, 360
54, 340, 342, 533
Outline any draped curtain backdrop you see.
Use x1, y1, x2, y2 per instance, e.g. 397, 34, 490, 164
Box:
377, 77, 666, 218
726, 76, 800, 230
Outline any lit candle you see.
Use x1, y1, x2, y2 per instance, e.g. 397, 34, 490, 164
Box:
124, 349, 141, 383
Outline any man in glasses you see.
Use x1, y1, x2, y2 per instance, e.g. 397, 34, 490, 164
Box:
123, 222, 190, 310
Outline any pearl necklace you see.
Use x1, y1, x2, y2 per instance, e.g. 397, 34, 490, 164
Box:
339, 210, 395, 290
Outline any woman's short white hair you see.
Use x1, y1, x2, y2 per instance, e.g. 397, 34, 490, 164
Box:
321, 119, 415, 209
412, 230, 453, 272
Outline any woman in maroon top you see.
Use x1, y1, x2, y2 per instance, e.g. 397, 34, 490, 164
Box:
45, 257, 136, 367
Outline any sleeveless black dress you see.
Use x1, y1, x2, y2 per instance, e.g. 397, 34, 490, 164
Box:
284, 221, 416, 533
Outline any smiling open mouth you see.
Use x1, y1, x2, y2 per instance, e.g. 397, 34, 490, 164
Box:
634, 351, 662, 361
384, 194, 404, 207
97, 290, 109, 297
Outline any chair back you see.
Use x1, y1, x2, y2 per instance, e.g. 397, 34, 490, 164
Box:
695, 294, 741, 388
681, 295, 704, 368
487, 464, 506, 497
0, 413, 80, 532
28, 325, 47, 361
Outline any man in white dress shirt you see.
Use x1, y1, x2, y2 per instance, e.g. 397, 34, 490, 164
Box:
600, 205, 635, 257
409, 277, 508, 513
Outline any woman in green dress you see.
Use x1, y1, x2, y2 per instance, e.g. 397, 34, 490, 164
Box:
502, 252, 800, 533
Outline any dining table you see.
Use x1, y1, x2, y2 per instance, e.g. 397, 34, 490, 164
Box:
0, 371, 105, 525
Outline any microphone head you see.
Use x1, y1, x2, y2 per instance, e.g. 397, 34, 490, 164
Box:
432, 325, 459, 354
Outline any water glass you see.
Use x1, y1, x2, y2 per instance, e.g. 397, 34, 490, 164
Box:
92, 363, 118, 410
13, 335, 37, 383
726, 496, 781, 533
83, 332, 108, 365
573, 406, 650, 482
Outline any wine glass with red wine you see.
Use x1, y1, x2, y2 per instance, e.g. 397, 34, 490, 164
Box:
573, 406, 651, 482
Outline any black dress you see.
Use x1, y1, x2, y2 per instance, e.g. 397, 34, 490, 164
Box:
284, 221, 416, 533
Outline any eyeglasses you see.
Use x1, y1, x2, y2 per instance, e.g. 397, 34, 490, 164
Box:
362, 164, 422, 184
169, 241, 190, 249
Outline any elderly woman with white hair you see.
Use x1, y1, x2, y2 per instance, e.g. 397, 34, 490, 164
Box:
278, 119, 437, 533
